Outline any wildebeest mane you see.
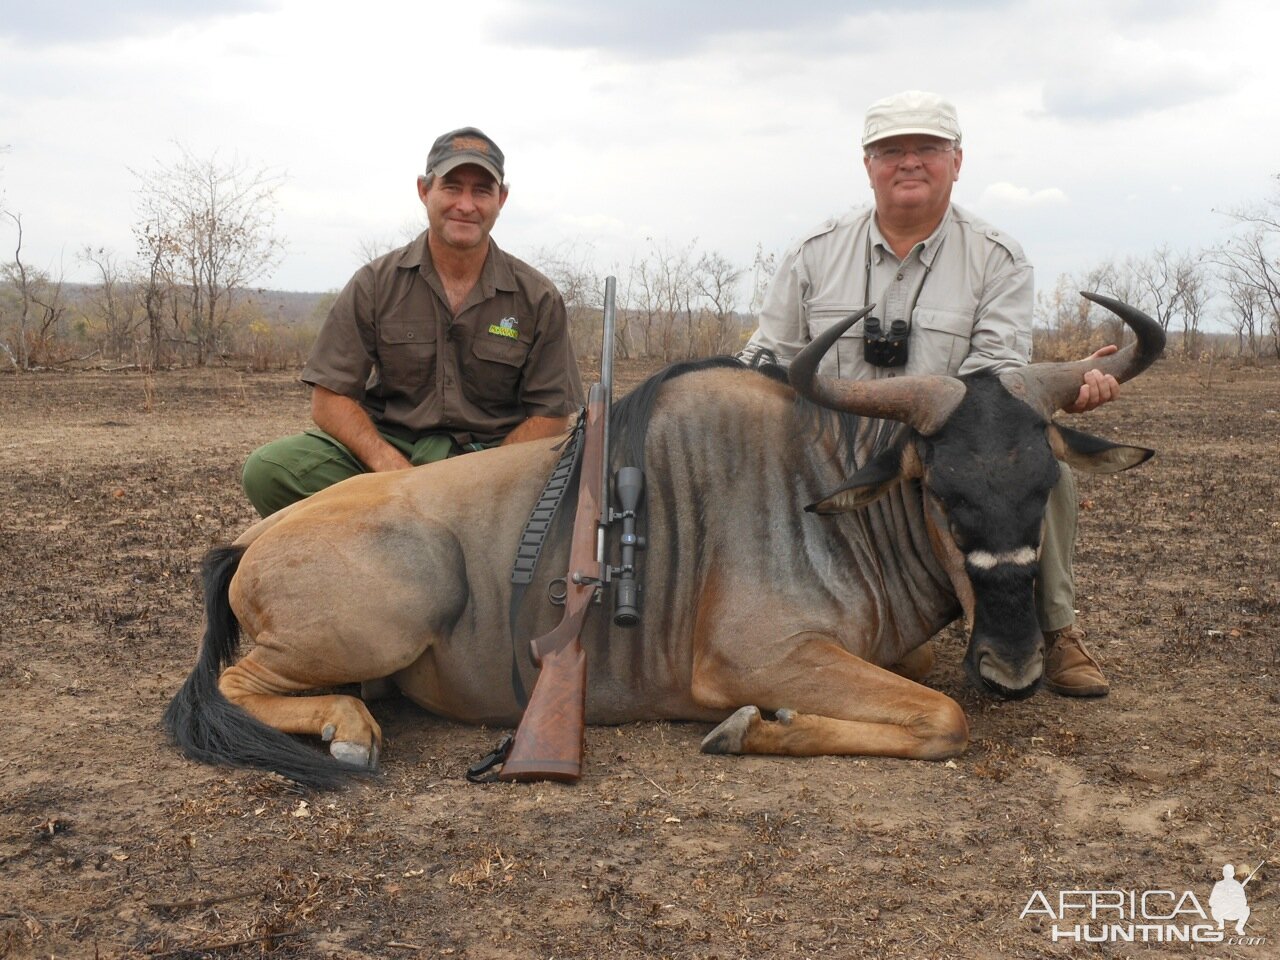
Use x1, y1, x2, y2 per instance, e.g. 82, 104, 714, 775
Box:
607, 355, 898, 474
610, 356, 747, 468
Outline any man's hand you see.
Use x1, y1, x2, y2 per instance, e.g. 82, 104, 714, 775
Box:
363, 445, 414, 473
311, 385, 412, 472
501, 414, 574, 446
1062, 344, 1121, 414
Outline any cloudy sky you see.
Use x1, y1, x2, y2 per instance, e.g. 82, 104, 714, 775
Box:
1, 0, 1275, 313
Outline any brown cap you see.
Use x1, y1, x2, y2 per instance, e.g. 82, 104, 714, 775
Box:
425, 126, 505, 184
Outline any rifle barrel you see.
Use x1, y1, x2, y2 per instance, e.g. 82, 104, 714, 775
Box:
599, 276, 617, 536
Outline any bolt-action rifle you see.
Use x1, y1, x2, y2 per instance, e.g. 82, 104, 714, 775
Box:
494, 277, 620, 782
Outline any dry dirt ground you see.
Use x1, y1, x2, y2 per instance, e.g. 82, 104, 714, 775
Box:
1, 359, 1277, 960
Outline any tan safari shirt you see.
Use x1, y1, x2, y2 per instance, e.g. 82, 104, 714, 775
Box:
303, 232, 584, 445
742, 203, 1033, 380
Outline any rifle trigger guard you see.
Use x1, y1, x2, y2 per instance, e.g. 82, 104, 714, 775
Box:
466, 733, 514, 783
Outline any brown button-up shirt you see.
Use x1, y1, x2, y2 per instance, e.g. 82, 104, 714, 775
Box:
303, 232, 584, 445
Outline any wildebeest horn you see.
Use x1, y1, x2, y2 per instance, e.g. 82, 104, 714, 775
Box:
1002, 292, 1166, 419
788, 306, 965, 436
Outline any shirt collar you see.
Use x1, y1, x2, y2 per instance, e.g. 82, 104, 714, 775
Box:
400, 230, 519, 298
868, 204, 953, 267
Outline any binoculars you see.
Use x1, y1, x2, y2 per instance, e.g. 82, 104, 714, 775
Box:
862, 316, 910, 368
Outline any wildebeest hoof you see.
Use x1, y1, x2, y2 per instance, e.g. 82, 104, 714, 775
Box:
701, 705, 760, 754
775, 708, 797, 726
330, 739, 378, 769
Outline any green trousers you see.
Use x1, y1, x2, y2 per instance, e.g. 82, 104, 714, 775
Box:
1036, 467, 1077, 633
242, 428, 493, 518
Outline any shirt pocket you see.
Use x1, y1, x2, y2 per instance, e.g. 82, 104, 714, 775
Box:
467, 333, 532, 408
806, 303, 866, 379
377, 319, 436, 389
911, 308, 973, 376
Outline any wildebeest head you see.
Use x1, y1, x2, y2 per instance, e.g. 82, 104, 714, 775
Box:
789, 294, 1164, 699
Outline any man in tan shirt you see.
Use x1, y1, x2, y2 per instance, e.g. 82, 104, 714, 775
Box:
742, 91, 1117, 697
243, 127, 584, 516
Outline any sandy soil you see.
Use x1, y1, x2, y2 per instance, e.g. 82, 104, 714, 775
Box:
0, 359, 1277, 959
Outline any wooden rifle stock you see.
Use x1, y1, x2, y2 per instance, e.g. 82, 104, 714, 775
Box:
494, 637, 586, 782
497, 383, 607, 782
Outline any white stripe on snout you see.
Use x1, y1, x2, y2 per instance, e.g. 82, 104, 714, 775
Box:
967, 547, 1038, 570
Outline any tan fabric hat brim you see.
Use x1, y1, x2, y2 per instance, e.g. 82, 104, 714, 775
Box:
431, 154, 504, 184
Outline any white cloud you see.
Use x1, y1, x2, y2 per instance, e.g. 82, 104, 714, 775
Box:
979, 183, 1069, 208
0, 0, 1277, 311
0, 0, 273, 44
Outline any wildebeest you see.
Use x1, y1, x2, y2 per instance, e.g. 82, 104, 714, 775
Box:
165, 293, 1163, 788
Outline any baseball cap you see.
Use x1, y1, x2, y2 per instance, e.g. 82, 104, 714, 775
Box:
425, 127, 505, 184
862, 91, 962, 147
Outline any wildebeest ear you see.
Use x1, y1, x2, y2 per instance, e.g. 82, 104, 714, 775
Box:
1048, 423, 1155, 474
806, 442, 915, 514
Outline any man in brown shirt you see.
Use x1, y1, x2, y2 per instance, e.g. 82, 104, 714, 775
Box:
242, 127, 584, 516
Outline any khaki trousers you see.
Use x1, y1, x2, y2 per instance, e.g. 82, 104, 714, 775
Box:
1036, 467, 1077, 633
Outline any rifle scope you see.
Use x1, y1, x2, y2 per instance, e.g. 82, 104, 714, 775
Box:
612, 466, 645, 627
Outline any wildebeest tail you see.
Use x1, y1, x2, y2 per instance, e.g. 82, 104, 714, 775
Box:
162, 544, 359, 790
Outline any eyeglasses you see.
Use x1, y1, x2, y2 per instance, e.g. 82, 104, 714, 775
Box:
866, 143, 955, 164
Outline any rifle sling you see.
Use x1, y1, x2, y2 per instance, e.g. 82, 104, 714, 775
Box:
507, 411, 585, 707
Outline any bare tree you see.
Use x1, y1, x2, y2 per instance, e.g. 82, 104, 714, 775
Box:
1, 216, 69, 369
134, 219, 179, 369
626, 240, 702, 361
80, 245, 142, 362
1211, 176, 1280, 359
748, 242, 777, 319
0, 212, 70, 368
28, 266, 69, 365
354, 220, 424, 265
133, 146, 286, 365
1175, 252, 1211, 358
1, 211, 30, 369
1034, 264, 1131, 359
1222, 266, 1266, 358
529, 241, 608, 360
1131, 246, 1181, 333
1090, 258, 1148, 344
692, 250, 744, 355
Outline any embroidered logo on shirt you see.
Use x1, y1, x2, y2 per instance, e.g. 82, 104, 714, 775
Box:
487, 317, 520, 340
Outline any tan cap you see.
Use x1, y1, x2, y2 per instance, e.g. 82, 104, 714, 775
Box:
426, 126, 505, 184
862, 90, 961, 147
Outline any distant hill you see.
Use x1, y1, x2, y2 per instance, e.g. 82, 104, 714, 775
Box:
52, 282, 335, 328
236, 288, 335, 327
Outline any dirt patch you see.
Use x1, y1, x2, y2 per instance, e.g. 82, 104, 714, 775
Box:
1, 361, 1277, 959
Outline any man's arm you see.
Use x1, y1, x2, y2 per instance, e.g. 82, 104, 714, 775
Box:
311, 386, 411, 472
506, 285, 584, 438
739, 244, 809, 366
957, 250, 1035, 377
501, 414, 573, 446
962, 262, 1120, 413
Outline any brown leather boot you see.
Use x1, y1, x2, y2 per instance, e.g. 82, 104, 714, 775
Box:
1043, 626, 1109, 697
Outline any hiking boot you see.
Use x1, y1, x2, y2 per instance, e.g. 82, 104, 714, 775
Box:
1043, 626, 1109, 697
